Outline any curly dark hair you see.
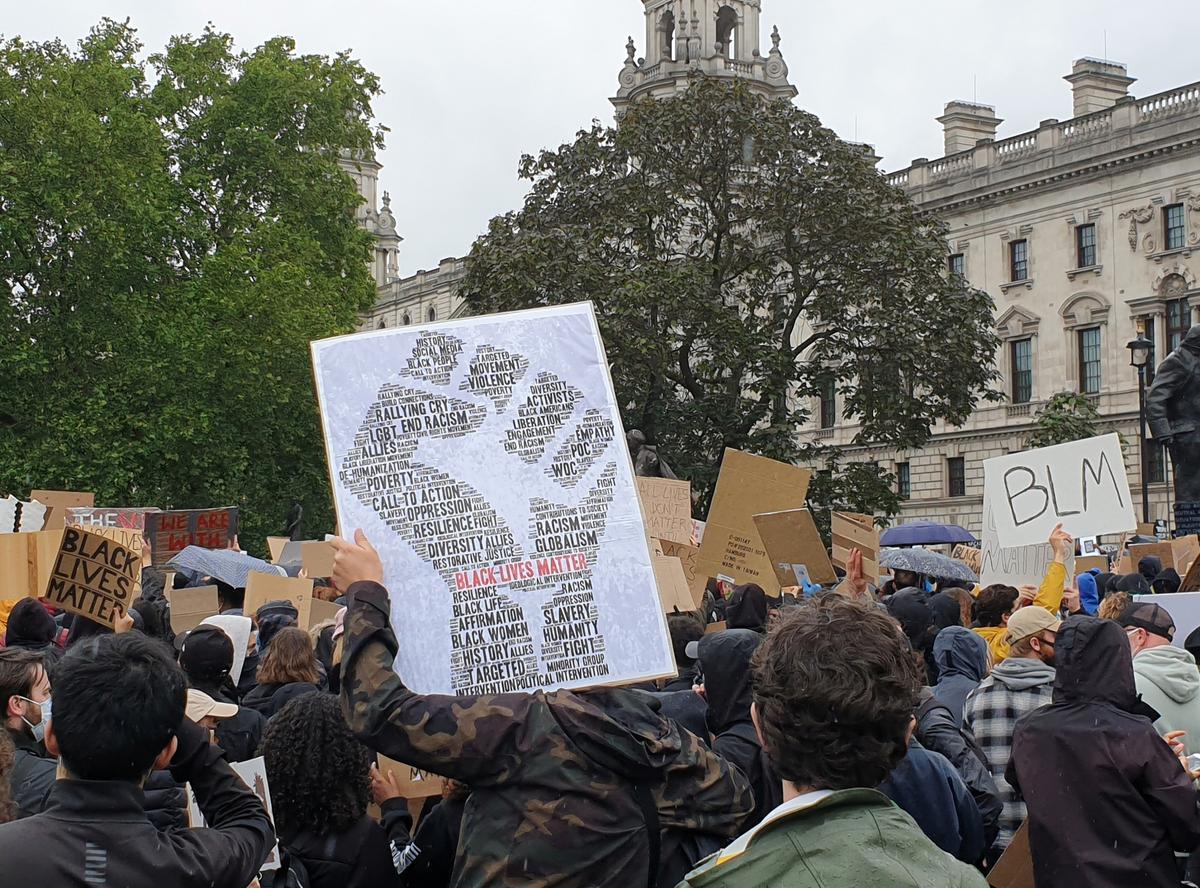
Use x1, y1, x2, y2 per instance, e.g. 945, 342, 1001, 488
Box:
261, 692, 371, 839
974, 584, 1020, 627
752, 596, 919, 792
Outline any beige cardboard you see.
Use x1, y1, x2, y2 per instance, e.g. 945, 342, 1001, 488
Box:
0, 530, 64, 601
695, 449, 813, 596
831, 512, 880, 580
266, 537, 289, 562
704, 620, 727, 634
659, 540, 707, 605
1128, 541, 1176, 572
636, 478, 693, 545
1181, 557, 1200, 594
308, 597, 342, 629
70, 524, 143, 599
30, 490, 95, 531
987, 821, 1033, 888
652, 552, 696, 614
244, 571, 313, 628
167, 586, 220, 635
377, 754, 444, 800
752, 509, 838, 586
1173, 535, 1200, 577
1074, 554, 1109, 574
301, 541, 336, 578
45, 526, 139, 628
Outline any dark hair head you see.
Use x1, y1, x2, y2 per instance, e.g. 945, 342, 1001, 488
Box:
52, 633, 185, 782
0, 650, 45, 717
667, 613, 704, 665
130, 599, 165, 640
215, 581, 245, 611
257, 627, 320, 686
4, 599, 56, 648
752, 596, 919, 791
261, 692, 370, 837
974, 584, 1019, 627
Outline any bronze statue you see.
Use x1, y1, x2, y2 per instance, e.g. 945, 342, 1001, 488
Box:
1146, 325, 1200, 503
626, 429, 678, 479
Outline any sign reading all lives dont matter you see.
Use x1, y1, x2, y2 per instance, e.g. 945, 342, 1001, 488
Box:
311, 302, 674, 696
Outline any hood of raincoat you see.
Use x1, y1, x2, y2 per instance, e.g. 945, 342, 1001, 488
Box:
991, 656, 1056, 690
1052, 616, 1158, 719
696, 629, 763, 735
932, 626, 988, 683
724, 584, 768, 632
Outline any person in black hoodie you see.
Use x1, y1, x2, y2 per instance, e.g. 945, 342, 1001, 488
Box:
694, 629, 781, 826
178, 624, 267, 762
663, 613, 704, 691
1008, 616, 1200, 887
262, 692, 413, 887
724, 584, 769, 633
242, 626, 321, 718
3, 599, 63, 670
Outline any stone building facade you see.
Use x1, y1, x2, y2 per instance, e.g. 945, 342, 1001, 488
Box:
817, 61, 1200, 534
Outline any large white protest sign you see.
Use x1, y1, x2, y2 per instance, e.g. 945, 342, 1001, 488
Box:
311, 302, 674, 696
980, 499, 1073, 588
983, 433, 1135, 549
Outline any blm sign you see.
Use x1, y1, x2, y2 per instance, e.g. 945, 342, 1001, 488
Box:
46, 526, 140, 628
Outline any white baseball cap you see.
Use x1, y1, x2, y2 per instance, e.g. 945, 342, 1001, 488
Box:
186, 689, 239, 724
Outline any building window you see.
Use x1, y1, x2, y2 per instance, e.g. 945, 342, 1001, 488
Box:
897, 463, 911, 499
1167, 298, 1191, 352
1009, 239, 1028, 282
1146, 441, 1166, 484
427, 306, 437, 322
948, 253, 965, 277
401, 313, 411, 326
378, 320, 387, 329
1010, 338, 1033, 404
818, 378, 836, 429
1078, 327, 1101, 395
1165, 204, 1186, 251
948, 457, 966, 498
1076, 224, 1097, 268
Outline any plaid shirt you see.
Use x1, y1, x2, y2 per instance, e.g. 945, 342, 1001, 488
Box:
963, 662, 1054, 852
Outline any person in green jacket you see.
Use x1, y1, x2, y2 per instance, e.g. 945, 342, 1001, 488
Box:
1121, 602, 1200, 754
678, 596, 988, 888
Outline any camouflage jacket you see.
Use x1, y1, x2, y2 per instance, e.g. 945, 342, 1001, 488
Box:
340, 581, 754, 888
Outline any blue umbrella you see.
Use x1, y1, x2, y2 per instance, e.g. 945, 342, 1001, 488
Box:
880, 521, 976, 548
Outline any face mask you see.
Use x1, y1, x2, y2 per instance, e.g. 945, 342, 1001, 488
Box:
18, 696, 50, 743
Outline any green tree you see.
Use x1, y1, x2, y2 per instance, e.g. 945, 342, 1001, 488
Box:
1027, 391, 1104, 448
462, 79, 1000, 513
0, 20, 382, 551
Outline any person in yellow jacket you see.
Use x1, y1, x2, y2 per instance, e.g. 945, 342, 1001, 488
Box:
973, 524, 1072, 665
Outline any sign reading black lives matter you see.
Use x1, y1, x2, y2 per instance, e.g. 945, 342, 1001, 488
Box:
46, 526, 140, 629
311, 302, 674, 695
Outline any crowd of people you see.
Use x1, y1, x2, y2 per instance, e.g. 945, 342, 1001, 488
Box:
1, 519, 1200, 887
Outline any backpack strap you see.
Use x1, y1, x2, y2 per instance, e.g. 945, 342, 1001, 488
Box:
632, 781, 660, 888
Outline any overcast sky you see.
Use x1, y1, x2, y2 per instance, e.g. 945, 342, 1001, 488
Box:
7, 1, 1200, 274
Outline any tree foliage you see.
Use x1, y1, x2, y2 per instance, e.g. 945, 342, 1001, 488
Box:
0, 20, 382, 550
1027, 391, 1103, 449
462, 79, 1000, 513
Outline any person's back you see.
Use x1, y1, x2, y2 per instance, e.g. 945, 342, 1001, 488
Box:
1008, 616, 1200, 888
878, 741, 984, 864
677, 594, 986, 888
332, 533, 754, 888
931, 627, 988, 726
0, 632, 274, 887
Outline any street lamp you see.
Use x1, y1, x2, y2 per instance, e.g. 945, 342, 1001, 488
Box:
1128, 335, 1154, 524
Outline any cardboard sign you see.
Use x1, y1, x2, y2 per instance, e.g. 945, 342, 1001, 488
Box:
987, 820, 1033, 888
636, 478, 693, 545
167, 586, 220, 635
980, 500, 1073, 588
831, 512, 880, 580
1074, 554, 1109, 574
30, 490, 95, 531
244, 571, 313, 628
44, 526, 139, 628
952, 544, 982, 574
144, 508, 237, 567
652, 552, 697, 614
983, 434, 1135, 548
659, 540, 707, 604
11, 498, 47, 533
308, 597, 342, 629
1180, 558, 1200, 595
266, 536, 289, 562
0, 530, 64, 601
704, 620, 727, 634
301, 541, 335, 578
1173, 535, 1200, 577
66, 507, 159, 531
311, 302, 674, 696
377, 754, 444, 800
696, 449, 812, 595
752, 509, 838, 586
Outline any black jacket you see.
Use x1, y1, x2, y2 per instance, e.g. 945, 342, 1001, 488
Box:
1008, 616, 1200, 887
879, 741, 985, 865
697, 630, 781, 827
283, 799, 411, 888
144, 768, 188, 832
192, 681, 268, 763
916, 688, 1002, 853
0, 718, 273, 887
6, 727, 55, 819
242, 681, 320, 719
398, 794, 466, 887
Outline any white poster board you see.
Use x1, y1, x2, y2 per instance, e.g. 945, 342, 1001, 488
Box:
311, 302, 674, 695
983, 433, 1135, 548
980, 499, 1073, 588
188, 756, 280, 871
